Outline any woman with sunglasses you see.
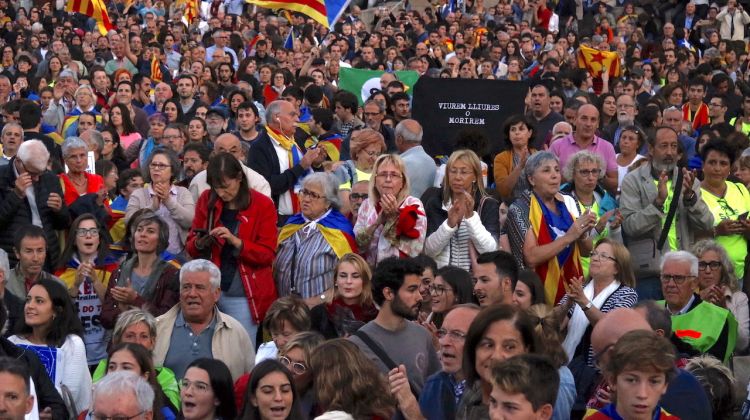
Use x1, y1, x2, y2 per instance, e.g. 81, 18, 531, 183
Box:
699, 138, 750, 280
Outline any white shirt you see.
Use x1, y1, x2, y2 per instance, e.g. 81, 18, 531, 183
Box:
271, 137, 294, 215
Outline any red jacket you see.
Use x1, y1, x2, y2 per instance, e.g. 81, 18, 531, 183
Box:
186, 189, 278, 323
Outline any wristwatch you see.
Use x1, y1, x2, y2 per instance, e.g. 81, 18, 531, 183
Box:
582, 301, 593, 311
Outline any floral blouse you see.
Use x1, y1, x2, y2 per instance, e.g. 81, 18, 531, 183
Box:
354, 195, 427, 266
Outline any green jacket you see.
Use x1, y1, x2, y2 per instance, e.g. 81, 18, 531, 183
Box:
93, 360, 180, 410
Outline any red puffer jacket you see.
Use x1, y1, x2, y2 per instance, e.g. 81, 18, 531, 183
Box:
186, 188, 279, 323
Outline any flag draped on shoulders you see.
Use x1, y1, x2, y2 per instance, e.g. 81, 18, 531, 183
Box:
66, 0, 114, 36
278, 210, 357, 258
529, 193, 582, 305
576, 44, 621, 78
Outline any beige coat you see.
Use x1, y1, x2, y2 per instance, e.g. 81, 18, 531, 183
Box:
153, 304, 255, 381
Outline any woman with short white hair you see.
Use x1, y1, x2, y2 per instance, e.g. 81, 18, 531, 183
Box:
59, 136, 109, 224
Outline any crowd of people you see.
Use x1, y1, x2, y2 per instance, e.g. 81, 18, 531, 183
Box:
2, 0, 750, 419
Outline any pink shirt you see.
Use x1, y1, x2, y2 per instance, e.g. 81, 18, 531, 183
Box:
549, 134, 618, 174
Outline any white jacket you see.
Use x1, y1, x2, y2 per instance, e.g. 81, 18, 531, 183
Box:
424, 211, 498, 268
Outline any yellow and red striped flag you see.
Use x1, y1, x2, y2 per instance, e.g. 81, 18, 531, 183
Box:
576, 44, 621, 78
176, 0, 199, 25
246, 0, 328, 28
65, 0, 114, 36
150, 55, 162, 83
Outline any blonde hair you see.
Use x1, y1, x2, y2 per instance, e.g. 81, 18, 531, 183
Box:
442, 149, 486, 205
369, 154, 411, 205
333, 253, 374, 307
350, 128, 386, 163
526, 304, 567, 367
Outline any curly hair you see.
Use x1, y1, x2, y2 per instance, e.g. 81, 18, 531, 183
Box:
310, 339, 396, 419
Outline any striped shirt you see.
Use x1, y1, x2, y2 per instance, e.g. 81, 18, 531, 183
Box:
275, 227, 337, 299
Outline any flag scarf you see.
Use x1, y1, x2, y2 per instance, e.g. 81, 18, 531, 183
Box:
108, 195, 128, 244
529, 193, 582, 305
66, 0, 114, 36
55, 256, 119, 290
339, 68, 420, 105
177, 0, 199, 24
245, 0, 351, 28
278, 210, 357, 258
576, 44, 621, 78
266, 124, 304, 212
305, 132, 343, 162
682, 102, 710, 131
151, 55, 163, 83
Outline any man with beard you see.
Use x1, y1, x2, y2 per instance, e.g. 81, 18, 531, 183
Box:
527, 83, 565, 149
205, 108, 227, 144
620, 126, 713, 298
177, 143, 210, 188
233, 101, 261, 144
349, 257, 441, 396
601, 94, 638, 151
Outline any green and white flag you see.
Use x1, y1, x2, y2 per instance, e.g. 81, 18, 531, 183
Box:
338, 68, 420, 105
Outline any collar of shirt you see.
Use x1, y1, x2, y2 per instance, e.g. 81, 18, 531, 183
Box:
668, 294, 696, 315
147, 184, 177, 196
176, 306, 218, 330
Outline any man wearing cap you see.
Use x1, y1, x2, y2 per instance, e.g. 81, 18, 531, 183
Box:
205, 107, 227, 144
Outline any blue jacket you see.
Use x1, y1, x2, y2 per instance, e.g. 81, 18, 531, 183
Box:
418, 371, 462, 420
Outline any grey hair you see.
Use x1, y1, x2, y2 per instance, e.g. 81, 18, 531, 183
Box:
562, 150, 606, 181
16, 139, 49, 171
394, 120, 423, 144
112, 308, 157, 345
265, 100, 285, 123
364, 99, 385, 114
180, 259, 221, 289
524, 150, 559, 181
0, 249, 8, 282
92, 371, 154, 413
691, 239, 738, 292
59, 69, 78, 82
661, 251, 699, 277
61, 136, 88, 158
1, 121, 21, 137
86, 130, 104, 154
302, 172, 341, 210
74, 84, 94, 100
634, 300, 672, 336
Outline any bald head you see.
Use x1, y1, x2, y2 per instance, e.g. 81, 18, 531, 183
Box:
591, 308, 651, 356
213, 133, 243, 161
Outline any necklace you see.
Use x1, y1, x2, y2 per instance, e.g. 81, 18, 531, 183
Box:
69, 174, 87, 187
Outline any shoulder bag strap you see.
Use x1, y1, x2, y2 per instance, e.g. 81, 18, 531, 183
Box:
657, 168, 684, 251
354, 329, 421, 398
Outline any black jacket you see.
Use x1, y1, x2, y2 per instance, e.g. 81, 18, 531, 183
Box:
0, 158, 71, 270
0, 336, 68, 419
247, 130, 307, 212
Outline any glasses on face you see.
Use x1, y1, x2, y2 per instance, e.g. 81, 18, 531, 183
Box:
699, 260, 722, 271
279, 356, 307, 375
90, 412, 146, 420
428, 284, 450, 296
362, 150, 380, 157
436, 329, 467, 341
180, 378, 210, 393
376, 172, 403, 180
590, 251, 616, 261
363, 111, 382, 117
577, 168, 601, 178
660, 274, 694, 284
76, 228, 99, 237
149, 162, 170, 170
18, 159, 43, 177
350, 193, 368, 200
300, 188, 323, 200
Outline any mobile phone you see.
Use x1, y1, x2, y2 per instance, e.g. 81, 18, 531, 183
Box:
739, 212, 749, 220
193, 228, 209, 236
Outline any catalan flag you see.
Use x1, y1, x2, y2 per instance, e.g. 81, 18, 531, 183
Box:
576, 44, 621, 78
528, 193, 582, 305
150, 55, 163, 83
66, 0, 114, 36
245, 0, 351, 28
278, 210, 357, 258
176, 0, 199, 25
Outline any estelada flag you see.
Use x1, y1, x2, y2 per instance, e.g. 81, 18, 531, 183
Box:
151, 55, 162, 83
246, 0, 351, 28
576, 44, 621, 78
65, 0, 114, 36
176, 0, 199, 24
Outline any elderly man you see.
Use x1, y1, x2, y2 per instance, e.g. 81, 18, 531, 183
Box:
153, 259, 254, 380
205, 29, 239, 70
620, 127, 713, 298
189, 133, 271, 201
0, 141, 69, 271
397, 119, 435, 199
662, 106, 697, 161
144, 82, 173, 116
248, 100, 323, 224
601, 94, 638, 150
0, 122, 22, 165
658, 251, 736, 362
42, 69, 78, 132
550, 104, 618, 192
90, 371, 154, 420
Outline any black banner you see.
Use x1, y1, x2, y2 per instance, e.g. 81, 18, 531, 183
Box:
411, 77, 529, 157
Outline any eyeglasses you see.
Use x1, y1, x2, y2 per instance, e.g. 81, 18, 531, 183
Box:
300, 188, 323, 200
590, 251, 616, 261
149, 162, 170, 170
350, 193, 368, 200
376, 172, 403, 180
279, 356, 307, 375
362, 150, 380, 157
18, 159, 43, 177
363, 111, 382, 117
699, 260, 722, 271
577, 168, 602, 177
180, 379, 211, 393
90, 411, 146, 420
660, 274, 694, 284
429, 284, 450, 296
436, 329, 467, 341
76, 228, 99, 237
